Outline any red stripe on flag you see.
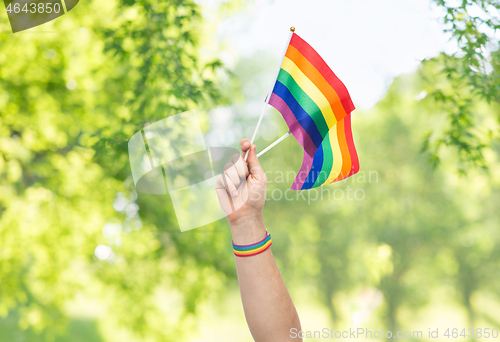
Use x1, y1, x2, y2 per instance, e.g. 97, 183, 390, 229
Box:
344, 114, 359, 177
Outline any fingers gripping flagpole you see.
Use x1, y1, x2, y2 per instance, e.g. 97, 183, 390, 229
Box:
245, 27, 296, 161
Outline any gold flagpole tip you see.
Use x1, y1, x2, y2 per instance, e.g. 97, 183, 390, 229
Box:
290, 27, 295, 32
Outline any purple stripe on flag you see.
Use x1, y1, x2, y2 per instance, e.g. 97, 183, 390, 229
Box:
269, 93, 317, 158
291, 151, 314, 190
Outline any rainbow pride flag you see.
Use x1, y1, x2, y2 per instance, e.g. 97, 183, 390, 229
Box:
269, 33, 359, 190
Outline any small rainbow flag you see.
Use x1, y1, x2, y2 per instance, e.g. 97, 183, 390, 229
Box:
269, 33, 359, 190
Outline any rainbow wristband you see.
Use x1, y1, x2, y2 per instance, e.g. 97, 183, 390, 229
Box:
232, 233, 272, 257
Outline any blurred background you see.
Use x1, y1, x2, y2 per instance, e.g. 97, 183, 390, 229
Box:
1, 0, 500, 341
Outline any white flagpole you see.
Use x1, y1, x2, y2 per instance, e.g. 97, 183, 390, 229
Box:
256, 131, 292, 158
245, 27, 296, 161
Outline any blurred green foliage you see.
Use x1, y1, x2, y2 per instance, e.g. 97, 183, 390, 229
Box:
0, 0, 235, 341
423, 0, 500, 170
0, 0, 499, 341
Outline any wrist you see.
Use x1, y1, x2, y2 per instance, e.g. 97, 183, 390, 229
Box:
229, 213, 266, 245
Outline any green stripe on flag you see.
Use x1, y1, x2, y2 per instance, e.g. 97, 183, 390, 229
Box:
313, 134, 333, 188
277, 69, 329, 138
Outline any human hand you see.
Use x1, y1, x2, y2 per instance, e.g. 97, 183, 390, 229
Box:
215, 139, 267, 243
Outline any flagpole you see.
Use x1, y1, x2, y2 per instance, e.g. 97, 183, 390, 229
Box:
245, 27, 296, 161
256, 131, 292, 158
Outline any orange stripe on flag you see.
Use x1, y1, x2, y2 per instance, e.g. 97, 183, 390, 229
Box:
333, 118, 352, 183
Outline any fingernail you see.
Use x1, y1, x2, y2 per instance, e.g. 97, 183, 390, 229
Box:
231, 191, 238, 197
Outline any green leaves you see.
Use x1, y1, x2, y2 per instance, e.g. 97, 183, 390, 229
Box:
0, 0, 230, 340
423, 0, 500, 170
420, 53, 492, 171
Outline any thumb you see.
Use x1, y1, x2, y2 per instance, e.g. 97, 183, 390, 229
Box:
247, 144, 265, 179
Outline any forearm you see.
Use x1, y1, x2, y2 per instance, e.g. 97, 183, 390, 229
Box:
231, 216, 301, 342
